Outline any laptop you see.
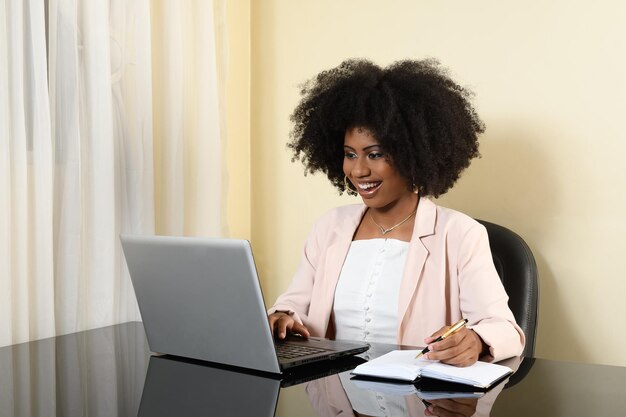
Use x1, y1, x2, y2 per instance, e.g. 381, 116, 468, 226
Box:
120, 235, 369, 374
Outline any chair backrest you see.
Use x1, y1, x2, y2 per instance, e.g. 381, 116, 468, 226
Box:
476, 219, 539, 357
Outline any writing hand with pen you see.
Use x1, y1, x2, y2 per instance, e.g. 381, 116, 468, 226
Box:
418, 319, 489, 367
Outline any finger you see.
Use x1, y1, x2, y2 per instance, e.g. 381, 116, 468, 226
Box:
433, 344, 478, 367
268, 315, 279, 336
447, 350, 479, 367
296, 323, 310, 338
425, 333, 472, 363
425, 404, 457, 417
428, 398, 477, 417
449, 398, 478, 408
268, 313, 287, 337
425, 332, 465, 356
436, 330, 482, 366
428, 399, 455, 409
289, 321, 310, 338
433, 329, 467, 350
427, 328, 474, 356
276, 316, 292, 339
426, 341, 469, 364
424, 326, 448, 344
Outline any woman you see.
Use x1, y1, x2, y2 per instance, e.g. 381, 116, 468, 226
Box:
268, 59, 524, 366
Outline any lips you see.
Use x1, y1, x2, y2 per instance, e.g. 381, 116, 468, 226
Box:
356, 180, 382, 197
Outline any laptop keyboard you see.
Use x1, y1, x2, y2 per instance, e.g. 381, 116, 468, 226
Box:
275, 343, 328, 360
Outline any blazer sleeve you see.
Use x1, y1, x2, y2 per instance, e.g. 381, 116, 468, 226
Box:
457, 223, 526, 361
267, 219, 321, 325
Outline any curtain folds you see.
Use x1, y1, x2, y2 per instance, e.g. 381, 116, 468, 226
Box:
151, 0, 224, 237
1, 0, 55, 347
0, 0, 225, 348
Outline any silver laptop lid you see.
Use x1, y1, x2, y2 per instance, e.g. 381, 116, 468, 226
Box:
121, 235, 282, 373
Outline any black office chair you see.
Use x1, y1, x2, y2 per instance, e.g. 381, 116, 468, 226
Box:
476, 219, 539, 358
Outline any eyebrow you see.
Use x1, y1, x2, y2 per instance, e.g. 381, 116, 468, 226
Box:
343, 144, 382, 151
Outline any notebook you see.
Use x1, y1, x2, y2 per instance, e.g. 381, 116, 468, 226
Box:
349, 377, 485, 399
120, 235, 369, 374
351, 350, 513, 390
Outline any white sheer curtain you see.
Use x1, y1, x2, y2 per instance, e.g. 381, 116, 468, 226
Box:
0, 0, 225, 347
48, 0, 155, 335
151, 0, 225, 237
1, 0, 56, 346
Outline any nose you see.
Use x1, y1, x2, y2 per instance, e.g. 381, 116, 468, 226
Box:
354, 158, 370, 177
351, 156, 370, 178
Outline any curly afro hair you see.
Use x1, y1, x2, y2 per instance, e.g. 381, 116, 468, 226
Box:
288, 58, 484, 198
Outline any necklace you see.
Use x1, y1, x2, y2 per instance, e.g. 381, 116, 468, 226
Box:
369, 208, 417, 235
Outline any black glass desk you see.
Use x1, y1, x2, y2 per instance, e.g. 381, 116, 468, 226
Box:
0, 322, 624, 417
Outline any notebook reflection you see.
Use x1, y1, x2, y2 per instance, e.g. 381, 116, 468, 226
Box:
303, 355, 524, 417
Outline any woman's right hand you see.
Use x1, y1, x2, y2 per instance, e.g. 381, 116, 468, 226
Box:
424, 397, 478, 417
268, 312, 311, 339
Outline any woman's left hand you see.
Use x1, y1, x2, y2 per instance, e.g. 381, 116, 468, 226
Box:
423, 326, 487, 367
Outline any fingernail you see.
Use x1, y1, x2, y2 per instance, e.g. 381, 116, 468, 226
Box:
280, 332, 285, 338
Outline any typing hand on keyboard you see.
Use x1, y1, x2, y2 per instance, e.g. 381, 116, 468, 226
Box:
268, 311, 311, 339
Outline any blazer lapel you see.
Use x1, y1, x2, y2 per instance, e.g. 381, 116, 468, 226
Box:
397, 198, 437, 335
318, 205, 368, 336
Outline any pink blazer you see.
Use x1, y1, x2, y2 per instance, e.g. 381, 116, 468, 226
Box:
269, 198, 525, 361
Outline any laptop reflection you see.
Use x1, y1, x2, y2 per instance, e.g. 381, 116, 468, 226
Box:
138, 353, 366, 416
138, 355, 280, 417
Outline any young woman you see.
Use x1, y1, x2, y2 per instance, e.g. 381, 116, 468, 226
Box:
268, 59, 524, 366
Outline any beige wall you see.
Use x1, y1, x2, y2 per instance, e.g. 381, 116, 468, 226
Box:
225, 0, 251, 239
240, 0, 626, 366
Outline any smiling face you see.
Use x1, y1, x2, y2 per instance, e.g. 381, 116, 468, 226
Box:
343, 127, 416, 212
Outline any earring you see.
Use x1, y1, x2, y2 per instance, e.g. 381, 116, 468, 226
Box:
344, 176, 357, 196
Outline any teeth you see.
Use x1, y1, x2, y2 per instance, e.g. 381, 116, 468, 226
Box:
358, 182, 380, 190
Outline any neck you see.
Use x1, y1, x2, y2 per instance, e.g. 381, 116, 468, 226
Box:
369, 194, 419, 224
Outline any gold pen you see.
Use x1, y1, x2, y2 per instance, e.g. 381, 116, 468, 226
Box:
415, 318, 468, 359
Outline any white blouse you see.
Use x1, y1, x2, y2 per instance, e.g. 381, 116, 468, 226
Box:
333, 239, 409, 344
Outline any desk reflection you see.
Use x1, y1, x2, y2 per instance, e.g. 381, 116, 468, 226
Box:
304, 350, 523, 417
139, 356, 280, 416
0, 322, 148, 417
138, 345, 524, 417
138, 353, 366, 416
18, 322, 624, 417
